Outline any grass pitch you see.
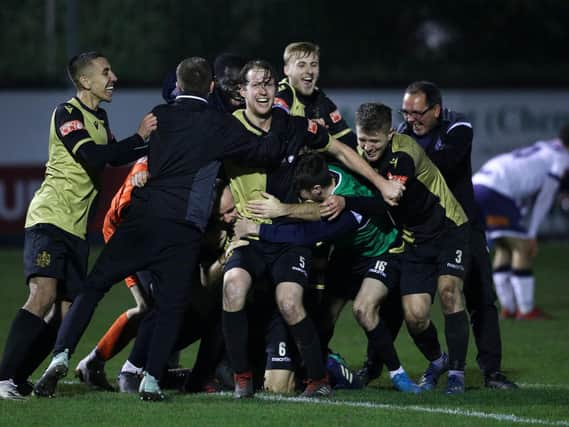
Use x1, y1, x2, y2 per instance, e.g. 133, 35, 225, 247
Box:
0, 243, 568, 426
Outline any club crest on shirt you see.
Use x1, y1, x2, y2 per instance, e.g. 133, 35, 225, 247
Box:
389, 157, 399, 169
434, 138, 445, 151
281, 154, 296, 164
36, 251, 51, 268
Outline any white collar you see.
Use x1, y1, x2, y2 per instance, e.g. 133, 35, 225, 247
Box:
175, 95, 208, 103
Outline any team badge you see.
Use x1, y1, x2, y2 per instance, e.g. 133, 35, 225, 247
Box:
329, 109, 342, 123
434, 138, 445, 151
389, 157, 399, 169
36, 251, 51, 268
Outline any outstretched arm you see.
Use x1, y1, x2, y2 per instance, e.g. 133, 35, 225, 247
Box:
326, 139, 404, 206
259, 210, 363, 245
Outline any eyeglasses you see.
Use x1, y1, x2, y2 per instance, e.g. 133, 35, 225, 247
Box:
398, 105, 434, 119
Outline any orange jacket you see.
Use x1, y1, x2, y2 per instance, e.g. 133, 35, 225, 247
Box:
102, 156, 148, 288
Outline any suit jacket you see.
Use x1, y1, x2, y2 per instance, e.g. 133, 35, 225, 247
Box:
133, 94, 283, 231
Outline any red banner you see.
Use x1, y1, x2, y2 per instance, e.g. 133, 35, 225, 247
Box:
0, 166, 129, 238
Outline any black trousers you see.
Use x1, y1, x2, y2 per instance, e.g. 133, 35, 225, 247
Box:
54, 209, 202, 379
463, 225, 502, 374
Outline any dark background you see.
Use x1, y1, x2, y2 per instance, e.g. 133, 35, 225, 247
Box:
2, 0, 568, 89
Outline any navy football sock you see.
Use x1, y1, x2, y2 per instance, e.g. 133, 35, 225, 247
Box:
0, 309, 45, 380
364, 319, 400, 371
15, 315, 60, 383
222, 310, 249, 374
290, 317, 325, 380
410, 321, 442, 362
445, 311, 470, 371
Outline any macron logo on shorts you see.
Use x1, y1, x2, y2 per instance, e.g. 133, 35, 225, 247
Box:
446, 262, 465, 271
291, 266, 308, 277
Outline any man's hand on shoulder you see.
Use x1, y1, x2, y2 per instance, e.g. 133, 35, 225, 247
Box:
137, 113, 158, 141
247, 192, 286, 219
320, 195, 345, 220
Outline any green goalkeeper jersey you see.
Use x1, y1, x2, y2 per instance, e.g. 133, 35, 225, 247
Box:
329, 164, 398, 257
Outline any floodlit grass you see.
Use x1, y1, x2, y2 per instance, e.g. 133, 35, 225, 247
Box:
1, 243, 568, 426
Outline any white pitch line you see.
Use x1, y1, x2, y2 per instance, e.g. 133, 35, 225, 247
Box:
518, 383, 569, 390
255, 393, 569, 426
57, 380, 569, 426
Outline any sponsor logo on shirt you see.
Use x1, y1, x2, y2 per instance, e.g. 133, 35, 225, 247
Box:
387, 172, 408, 184
274, 97, 290, 112
59, 120, 84, 136
329, 109, 342, 123
307, 119, 318, 134
486, 215, 510, 227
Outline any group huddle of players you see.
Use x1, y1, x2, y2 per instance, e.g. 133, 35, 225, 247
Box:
4, 41, 538, 402
68, 43, 519, 399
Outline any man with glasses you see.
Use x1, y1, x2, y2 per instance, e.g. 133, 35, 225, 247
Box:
395, 81, 517, 390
